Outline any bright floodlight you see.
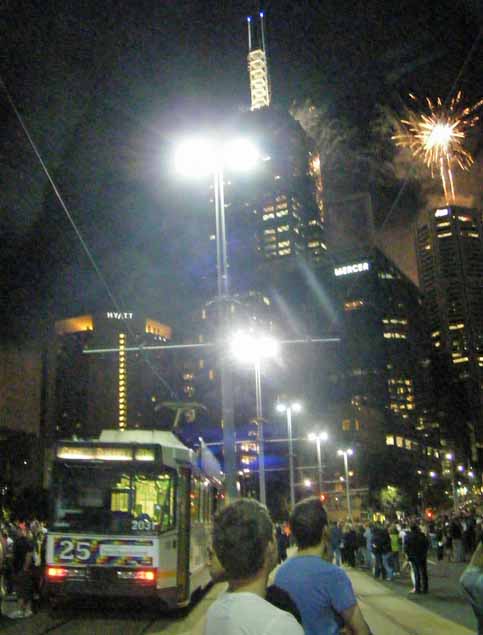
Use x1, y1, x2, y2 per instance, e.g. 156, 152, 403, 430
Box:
320, 431, 329, 442
230, 331, 279, 365
223, 138, 259, 172
292, 402, 302, 414
175, 138, 216, 177
338, 448, 353, 456
276, 403, 286, 413
445, 453, 454, 461
309, 431, 328, 442
308, 432, 316, 441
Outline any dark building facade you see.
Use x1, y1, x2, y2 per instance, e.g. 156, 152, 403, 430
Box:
51, 312, 173, 441
321, 248, 442, 469
416, 205, 483, 462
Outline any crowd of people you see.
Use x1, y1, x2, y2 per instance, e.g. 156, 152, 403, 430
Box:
0, 519, 47, 619
203, 501, 483, 635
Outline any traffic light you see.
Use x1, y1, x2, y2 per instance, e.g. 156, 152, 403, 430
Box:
320, 493, 329, 504
425, 508, 433, 520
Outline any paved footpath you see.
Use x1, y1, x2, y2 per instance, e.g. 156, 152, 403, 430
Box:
347, 568, 475, 635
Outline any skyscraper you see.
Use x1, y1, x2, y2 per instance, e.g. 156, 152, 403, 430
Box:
50, 312, 173, 440
416, 205, 483, 460
225, 14, 326, 294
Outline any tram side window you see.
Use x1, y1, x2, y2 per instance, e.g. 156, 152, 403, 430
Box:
190, 477, 201, 522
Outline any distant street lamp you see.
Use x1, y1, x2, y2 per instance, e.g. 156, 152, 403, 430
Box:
230, 330, 280, 506
276, 401, 302, 510
308, 431, 329, 495
175, 136, 259, 501
337, 448, 354, 520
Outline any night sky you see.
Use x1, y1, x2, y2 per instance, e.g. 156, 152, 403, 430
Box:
1, 0, 482, 340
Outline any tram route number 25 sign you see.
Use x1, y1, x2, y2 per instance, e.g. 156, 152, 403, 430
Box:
53, 536, 155, 566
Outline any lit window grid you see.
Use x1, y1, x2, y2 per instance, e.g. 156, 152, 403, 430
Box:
118, 333, 127, 430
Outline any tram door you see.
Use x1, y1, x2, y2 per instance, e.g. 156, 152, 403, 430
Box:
176, 467, 191, 604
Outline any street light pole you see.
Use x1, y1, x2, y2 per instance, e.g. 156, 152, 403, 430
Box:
277, 402, 301, 511
255, 360, 266, 506
175, 137, 260, 503
213, 166, 237, 501
286, 406, 295, 510
308, 431, 329, 495
338, 448, 353, 521
231, 331, 279, 508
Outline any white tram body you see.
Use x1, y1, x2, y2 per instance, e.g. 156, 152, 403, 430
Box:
45, 430, 223, 608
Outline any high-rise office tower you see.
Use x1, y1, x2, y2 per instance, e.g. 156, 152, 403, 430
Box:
416, 205, 483, 460
325, 247, 440, 458
226, 14, 326, 294
50, 312, 173, 440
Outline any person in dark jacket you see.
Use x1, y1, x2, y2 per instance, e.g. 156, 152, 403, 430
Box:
371, 524, 393, 580
404, 524, 429, 594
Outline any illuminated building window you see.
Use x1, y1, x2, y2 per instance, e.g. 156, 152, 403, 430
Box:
279, 248, 291, 256
199, 359, 204, 369
277, 224, 289, 232
263, 213, 275, 221
424, 244, 431, 251
276, 195, 286, 202
436, 221, 451, 228
263, 296, 271, 305
458, 215, 472, 222
264, 235, 276, 243
344, 300, 364, 311
466, 232, 479, 238
264, 228, 276, 235
435, 208, 448, 217
396, 436, 404, 448
386, 435, 395, 446
342, 419, 351, 431
453, 356, 469, 364
449, 323, 464, 330
201, 309, 206, 319
276, 209, 288, 217
437, 232, 453, 238
405, 439, 412, 450
279, 240, 290, 248
208, 369, 215, 381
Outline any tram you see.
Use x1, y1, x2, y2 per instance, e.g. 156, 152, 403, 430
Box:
45, 428, 223, 608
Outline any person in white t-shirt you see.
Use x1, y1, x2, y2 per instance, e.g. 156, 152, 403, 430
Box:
203, 499, 303, 635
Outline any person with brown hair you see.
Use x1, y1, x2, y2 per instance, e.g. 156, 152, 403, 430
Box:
204, 499, 303, 635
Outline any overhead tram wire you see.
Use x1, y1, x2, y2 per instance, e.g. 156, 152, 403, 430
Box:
378, 26, 482, 236
0, 75, 178, 399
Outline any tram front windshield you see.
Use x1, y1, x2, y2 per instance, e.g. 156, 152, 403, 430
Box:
51, 462, 176, 534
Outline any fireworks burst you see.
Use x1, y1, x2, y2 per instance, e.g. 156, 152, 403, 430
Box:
393, 92, 483, 203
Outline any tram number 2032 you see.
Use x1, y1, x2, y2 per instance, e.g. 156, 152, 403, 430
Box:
58, 539, 92, 561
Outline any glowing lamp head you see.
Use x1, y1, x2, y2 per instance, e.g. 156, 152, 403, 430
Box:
303, 479, 312, 488
230, 331, 279, 364
222, 138, 259, 172
445, 453, 454, 461
276, 403, 287, 414
291, 402, 302, 414
429, 471, 437, 479
175, 138, 216, 177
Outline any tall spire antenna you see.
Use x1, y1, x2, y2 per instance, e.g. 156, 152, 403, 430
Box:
247, 16, 252, 51
247, 12, 271, 110
259, 11, 266, 51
